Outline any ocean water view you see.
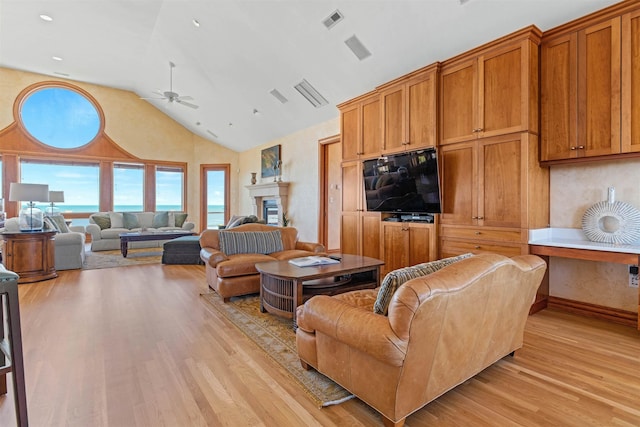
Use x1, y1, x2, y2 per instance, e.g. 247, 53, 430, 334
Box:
29, 204, 226, 228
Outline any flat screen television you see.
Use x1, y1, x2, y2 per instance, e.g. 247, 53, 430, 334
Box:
362, 148, 441, 214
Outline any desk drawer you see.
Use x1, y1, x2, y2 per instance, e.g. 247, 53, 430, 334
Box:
440, 226, 523, 243
440, 238, 525, 258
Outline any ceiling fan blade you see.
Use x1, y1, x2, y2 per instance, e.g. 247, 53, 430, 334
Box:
177, 95, 194, 101
176, 99, 199, 109
140, 96, 166, 100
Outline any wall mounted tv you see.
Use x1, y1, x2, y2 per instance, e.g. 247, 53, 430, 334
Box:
362, 148, 442, 214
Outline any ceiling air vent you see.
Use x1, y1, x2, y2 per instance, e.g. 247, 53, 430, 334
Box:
270, 88, 289, 104
345, 35, 371, 61
206, 130, 218, 138
323, 10, 344, 29
294, 79, 329, 108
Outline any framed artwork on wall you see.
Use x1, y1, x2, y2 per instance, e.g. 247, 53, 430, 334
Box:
261, 144, 281, 178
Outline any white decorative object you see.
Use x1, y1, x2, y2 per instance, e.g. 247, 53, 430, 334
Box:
581, 187, 640, 244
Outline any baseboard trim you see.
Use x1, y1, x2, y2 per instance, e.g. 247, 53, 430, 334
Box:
547, 296, 638, 328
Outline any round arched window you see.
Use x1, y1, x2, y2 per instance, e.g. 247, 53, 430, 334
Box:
20, 86, 101, 149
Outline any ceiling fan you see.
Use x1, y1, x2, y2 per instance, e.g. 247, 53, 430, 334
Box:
143, 61, 199, 109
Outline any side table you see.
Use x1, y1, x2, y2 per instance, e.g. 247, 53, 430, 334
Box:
0, 231, 57, 283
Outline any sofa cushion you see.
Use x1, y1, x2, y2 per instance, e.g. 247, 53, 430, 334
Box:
43, 216, 58, 232
219, 230, 284, 255
374, 253, 473, 315
170, 212, 188, 228
92, 214, 111, 230
109, 212, 124, 228
152, 211, 169, 228
123, 212, 139, 229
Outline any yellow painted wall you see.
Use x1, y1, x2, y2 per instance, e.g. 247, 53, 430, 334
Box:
549, 158, 640, 312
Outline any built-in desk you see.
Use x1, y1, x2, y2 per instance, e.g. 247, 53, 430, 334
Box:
529, 228, 640, 330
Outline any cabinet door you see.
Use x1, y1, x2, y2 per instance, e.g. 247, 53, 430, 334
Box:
407, 73, 437, 149
381, 85, 405, 152
440, 59, 477, 145
341, 161, 360, 213
408, 225, 434, 266
578, 17, 621, 157
477, 135, 523, 228
341, 104, 360, 161
340, 212, 360, 255
541, 33, 578, 161
622, 10, 640, 153
361, 97, 381, 157
480, 43, 527, 137
361, 213, 381, 259
439, 141, 476, 225
381, 222, 408, 272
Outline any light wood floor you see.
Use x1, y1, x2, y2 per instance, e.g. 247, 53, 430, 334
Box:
1, 263, 639, 426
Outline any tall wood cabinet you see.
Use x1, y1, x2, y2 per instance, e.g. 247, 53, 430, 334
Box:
339, 92, 381, 161
340, 160, 380, 259
440, 26, 541, 145
378, 64, 438, 153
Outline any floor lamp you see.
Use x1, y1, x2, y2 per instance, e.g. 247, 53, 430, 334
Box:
9, 183, 50, 232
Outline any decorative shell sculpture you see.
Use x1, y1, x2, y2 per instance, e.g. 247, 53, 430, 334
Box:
581, 187, 640, 244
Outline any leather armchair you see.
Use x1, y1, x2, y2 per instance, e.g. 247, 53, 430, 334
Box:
296, 253, 546, 427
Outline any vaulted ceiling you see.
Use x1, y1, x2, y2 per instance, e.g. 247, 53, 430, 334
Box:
0, 0, 619, 152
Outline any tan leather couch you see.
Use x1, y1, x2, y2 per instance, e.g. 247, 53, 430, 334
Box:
296, 253, 546, 427
199, 223, 325, 301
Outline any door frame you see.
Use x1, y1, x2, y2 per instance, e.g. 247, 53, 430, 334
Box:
318, 134, 340, 251
199, 164, 230, 231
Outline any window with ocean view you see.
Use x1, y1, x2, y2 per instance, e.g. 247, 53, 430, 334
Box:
114, 163, 144, 211
156, 166, 184, 211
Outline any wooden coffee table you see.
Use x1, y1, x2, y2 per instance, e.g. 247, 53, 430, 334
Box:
255, 254, 384, 327
119, 231, 194, 257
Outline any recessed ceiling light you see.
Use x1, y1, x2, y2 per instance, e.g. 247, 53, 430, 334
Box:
192, 19, 200, 27
52, 56, 63, 61
39, 14, 53, 22
253, 108, 260, 115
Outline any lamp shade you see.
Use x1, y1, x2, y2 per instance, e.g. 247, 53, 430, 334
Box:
9, 183, 50, 202
48, 191, 65, 203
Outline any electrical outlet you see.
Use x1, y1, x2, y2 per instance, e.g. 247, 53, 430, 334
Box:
629, 265, 639, 288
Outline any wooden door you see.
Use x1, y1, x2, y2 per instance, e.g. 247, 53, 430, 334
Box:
361, 96, 381, 157
439, 141, 476, 225
340, 104, 360, 161
479, 43, 525, 137
340, 161, 360, 255
408, 224, 433, 266
477, 135, 523, 228
381, 84, 405, 152
622, 10, 640, 153
407, 73, 437, 149
578, 17, 621, 157
541, 33, 578, 161
440, 59, 477, 145
361, 213, 381, 259
381, 222, 408, 272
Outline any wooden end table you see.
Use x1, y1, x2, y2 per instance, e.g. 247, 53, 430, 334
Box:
119, 231, 194, 257
0, 231, 57, 283
255, 254, 384, 328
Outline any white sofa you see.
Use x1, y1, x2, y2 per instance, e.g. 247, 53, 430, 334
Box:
86, 211, 195, 251
1, 216, 86, 271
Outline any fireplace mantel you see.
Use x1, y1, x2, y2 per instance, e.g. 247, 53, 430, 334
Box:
246, 182, 289, 226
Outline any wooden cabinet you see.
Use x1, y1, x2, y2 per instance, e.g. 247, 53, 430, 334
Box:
439, 133, 549, 257
380, 221, 437, 275
1, 231, 57, 283
541, 17, 621, 162
622, 9, 640, 154
339, 92, 381, 161
379, 64, 438, 153
340, 161, 380, 259
440, 27, 541, 145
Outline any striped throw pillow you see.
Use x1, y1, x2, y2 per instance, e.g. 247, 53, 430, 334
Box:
373, 253, 473, 315
219, 230, 284, 255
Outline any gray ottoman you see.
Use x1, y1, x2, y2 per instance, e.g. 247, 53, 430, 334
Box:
162, 235, 204, 265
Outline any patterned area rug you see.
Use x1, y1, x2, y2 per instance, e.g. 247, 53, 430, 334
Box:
83, 248, 163, 270
200, 292, 354, 407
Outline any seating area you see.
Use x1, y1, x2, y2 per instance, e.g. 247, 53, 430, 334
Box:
86, 211, 195, 251
296, 254, 547, 427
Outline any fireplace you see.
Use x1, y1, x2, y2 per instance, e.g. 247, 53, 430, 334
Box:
246, 182, 289, 227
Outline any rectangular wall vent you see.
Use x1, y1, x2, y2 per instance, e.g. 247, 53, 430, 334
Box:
206, 130, 218, 138
294, 79, 329, 108
345, 35, 372, 61
270, 88, 289, 104
323, 10, 344, 29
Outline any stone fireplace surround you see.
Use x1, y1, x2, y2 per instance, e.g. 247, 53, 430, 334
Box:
246, 182, 289, 227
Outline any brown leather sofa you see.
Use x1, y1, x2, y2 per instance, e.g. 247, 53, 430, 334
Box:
199, 223, 325, 301
296, 253, 546, 427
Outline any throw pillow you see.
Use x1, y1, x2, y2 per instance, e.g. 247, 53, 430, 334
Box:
123, 212, 139, 229
173, 213, 188, 228
225, 215, 245, 229
152, 211, 169, 228
92, 214, 111, 230
49, 215, 70, 233
219, 230, 283, 255
109, 212, 124, 228
374, 253, 473, 316
43, 216, 59, 232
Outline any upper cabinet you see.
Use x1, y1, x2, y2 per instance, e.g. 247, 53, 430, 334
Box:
379, 64, 439, 153
338, 91, 381, 161
440, 26, 541, 145
540, 2, 640, 164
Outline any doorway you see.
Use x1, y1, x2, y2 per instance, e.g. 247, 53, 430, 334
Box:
200, 164, 230, 230
318, 135, 341, 252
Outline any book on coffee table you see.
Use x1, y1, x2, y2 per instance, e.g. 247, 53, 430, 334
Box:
288, 256, 340, 267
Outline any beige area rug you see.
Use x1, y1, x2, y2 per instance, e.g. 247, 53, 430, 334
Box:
200, 292, 355, 407
83, 248, 163, 270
